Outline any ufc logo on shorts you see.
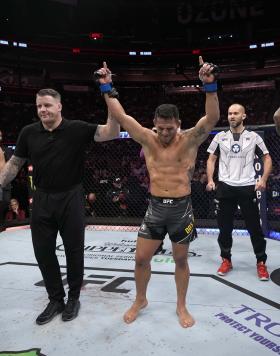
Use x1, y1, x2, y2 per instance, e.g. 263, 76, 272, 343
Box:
163, 199, 174, 204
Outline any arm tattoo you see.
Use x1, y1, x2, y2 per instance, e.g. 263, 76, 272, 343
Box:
0, 155, 26, 187
187, 166, 195, 181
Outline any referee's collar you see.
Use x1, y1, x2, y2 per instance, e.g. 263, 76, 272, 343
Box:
229, 128, 246, 135
38, 118, 68, 132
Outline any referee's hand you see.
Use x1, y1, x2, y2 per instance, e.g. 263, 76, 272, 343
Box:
206, 181, 215, 191
255, 178, 266, 191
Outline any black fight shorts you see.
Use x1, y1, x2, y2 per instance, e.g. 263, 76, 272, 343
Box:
138, 195, 197, 244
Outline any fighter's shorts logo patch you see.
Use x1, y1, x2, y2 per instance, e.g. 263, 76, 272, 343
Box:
185, 222, 194, 234
140, 223, 146, 231
163, 199, 174, 204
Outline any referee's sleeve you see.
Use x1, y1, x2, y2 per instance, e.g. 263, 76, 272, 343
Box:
207, 134, 220, 156
255, 133, 269, 157
14, 127, 29, 159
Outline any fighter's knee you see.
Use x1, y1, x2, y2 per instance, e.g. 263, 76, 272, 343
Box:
135, 255, 151, 267
173, 256, 187, 268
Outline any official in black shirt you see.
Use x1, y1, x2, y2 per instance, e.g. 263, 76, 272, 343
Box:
0, 88, 120, 324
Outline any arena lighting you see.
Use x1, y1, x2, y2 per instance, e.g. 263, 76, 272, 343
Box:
89, 32, 103, 40
207, 34, 233, 41
13, 41, 28, 48
192, 49, 201, 55
1, 38, 28, 47
72, 47, 80, 54
140, 51, 152, 56
261, 42, 274, 47
128, 51, 152, 56
249, 42, 274, 49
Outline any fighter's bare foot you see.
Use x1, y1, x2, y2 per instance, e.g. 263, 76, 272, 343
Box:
176, 307, 195, 328
123, 300, 148, 324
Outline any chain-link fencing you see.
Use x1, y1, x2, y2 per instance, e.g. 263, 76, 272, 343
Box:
81, 125, 280, 235
3, 125, 280, 236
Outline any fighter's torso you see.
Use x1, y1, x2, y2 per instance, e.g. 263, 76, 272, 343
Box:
143, 132, 198, 197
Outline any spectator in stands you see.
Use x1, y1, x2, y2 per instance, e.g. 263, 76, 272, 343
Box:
106, 177, 130, 216
206, 103, 272, 281
0, 88, 120, 325
6, 198, 26, 221
85, 192, 97, 217
131, 159, 146, 178
11, 170, 29, 217
97, 58, 219, 328
273, 107, 280, 135
126, 175, 148, 218
0, 130, 13, 231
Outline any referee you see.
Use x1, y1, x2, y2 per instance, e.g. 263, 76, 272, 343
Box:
206, 103, 272, 280
0, 88, 120, 324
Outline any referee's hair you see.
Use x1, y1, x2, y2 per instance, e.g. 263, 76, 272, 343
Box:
229, 103, 246, 113
36, 88, 61, 102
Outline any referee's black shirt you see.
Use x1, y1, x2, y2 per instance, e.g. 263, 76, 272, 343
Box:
14, 119, 97, 192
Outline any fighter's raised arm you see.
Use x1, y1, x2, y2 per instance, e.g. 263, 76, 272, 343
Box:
94, 62, 151, 145
0, 155, 26, 190
189, 56, 220, 146
94, 109, 120, 142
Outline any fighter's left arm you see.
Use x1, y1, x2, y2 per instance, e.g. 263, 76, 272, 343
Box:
273, 107, 280, 136
192, 92, 220, 145
189, 57, 220, 146
94, 110, 120, 142
255, 154, 273, 191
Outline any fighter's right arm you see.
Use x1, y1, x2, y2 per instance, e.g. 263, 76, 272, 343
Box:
104, 94, 150, 144
0, 155, 26, 187
206, 153, 217, 191
273, 107, 280, 135
95, 62, 151, 145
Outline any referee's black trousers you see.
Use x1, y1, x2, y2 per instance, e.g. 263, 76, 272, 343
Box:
31, 185, 85, 302
216, 183, 267, 263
